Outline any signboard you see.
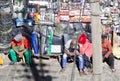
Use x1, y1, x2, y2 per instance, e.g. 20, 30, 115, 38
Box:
29, 1, 49, 6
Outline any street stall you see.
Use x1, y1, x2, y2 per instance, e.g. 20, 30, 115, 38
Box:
99, 0, 120, 59
27, 0, 64, 61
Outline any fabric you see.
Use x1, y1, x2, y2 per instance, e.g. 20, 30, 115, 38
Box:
65, 40, 72, 50
79, 39, 92, 59
102, 38, 112, 58
83, 54, 91, 68
9, 48, 31, 64
12, 36, 30, 49
62, 53, 84, 70
78, 33, 87, 44
102, 51, 114, 69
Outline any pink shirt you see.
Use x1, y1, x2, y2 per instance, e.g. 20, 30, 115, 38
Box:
79, 39, 92, 59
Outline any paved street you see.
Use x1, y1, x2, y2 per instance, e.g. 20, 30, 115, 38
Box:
0, 53, 120, 81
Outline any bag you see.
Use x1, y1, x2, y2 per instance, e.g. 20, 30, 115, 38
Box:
0, 56, 3, 65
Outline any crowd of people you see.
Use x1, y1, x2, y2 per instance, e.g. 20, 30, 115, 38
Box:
59, 33, 116, 75
7, 23, 116, 76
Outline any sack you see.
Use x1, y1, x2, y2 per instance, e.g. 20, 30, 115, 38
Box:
0, 56, 3, 65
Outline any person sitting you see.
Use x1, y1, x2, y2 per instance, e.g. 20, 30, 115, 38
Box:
102, 34, 116, 72
9, 33, 31, 65
78, 33, 92, 73
60, 38, 86, 75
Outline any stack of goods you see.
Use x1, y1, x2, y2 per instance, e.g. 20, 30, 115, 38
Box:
69, 2, 81, 22
0, 1, 13, 53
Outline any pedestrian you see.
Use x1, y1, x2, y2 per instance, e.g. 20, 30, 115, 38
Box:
60, 38, 86, 75
9, 32, 31, 65
102, 34, 116, 72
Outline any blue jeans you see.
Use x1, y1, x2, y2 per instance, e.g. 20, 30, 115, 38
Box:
62, 53, 84, 69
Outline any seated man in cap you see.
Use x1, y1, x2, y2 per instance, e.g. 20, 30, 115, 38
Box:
9, 33, 31, 65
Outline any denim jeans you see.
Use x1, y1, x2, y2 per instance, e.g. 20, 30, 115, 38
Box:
62, 53, 84, 69
78, 55, 84, 69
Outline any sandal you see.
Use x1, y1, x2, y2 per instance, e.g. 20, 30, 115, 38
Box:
111, 68, 116, 72
79, 69, 83, 75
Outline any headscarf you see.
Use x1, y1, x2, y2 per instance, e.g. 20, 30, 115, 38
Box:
78, 33, 87, 44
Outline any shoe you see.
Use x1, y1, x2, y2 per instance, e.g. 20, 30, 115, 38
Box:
111, 68, 116, 72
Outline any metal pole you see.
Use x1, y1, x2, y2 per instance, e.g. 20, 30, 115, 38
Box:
90, 0, 103, 81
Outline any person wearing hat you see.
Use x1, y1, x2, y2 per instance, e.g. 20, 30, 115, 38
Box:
9, 33, 31, 65
60, 38, 85, 75
78, 33, 92, 73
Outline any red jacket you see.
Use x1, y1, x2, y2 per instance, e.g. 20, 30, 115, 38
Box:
12, 36, 30, 49
102, 38, 112, 58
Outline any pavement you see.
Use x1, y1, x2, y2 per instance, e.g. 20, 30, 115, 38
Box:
0, 53, 120, 81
